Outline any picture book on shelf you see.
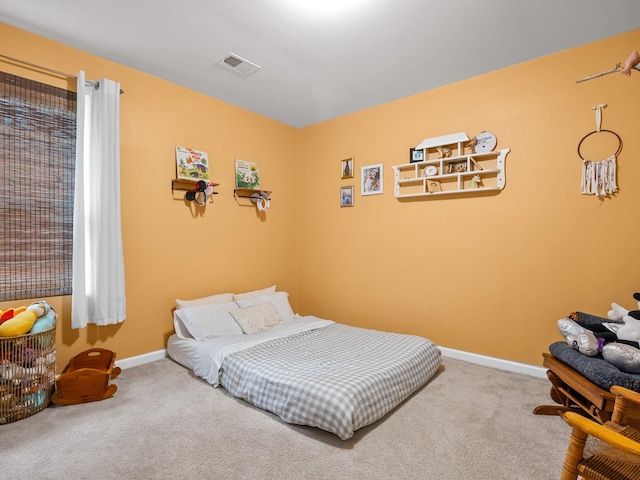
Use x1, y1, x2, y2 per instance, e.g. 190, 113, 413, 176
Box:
235, 159, 260, 189
176, 146, 210, 181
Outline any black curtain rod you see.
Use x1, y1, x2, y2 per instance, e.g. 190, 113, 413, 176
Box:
0, 53, 124, 94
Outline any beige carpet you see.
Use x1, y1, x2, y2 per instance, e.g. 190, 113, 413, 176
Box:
2, 356, 569, 479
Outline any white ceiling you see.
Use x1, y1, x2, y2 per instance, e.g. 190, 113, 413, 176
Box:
1, 0, 639, 127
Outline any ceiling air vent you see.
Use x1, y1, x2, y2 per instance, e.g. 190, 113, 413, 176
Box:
220, 53, 261, 76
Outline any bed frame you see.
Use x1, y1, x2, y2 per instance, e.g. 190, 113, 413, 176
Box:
533, 353, 617, 425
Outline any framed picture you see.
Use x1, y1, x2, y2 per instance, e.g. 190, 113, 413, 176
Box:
427, 179, 442, 192
409, 148, 424, 163
361, 163, 383, 196
340, 185, 354, 207
446, 161, 467, 174
341, 158, 354, 179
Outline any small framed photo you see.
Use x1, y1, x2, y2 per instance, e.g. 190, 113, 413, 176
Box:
341, 158, 354, 179
409, 148, 424, 163
361, 163, 383, 196
340, 185, 354, 207
446, 161, 467, 173
427, 179, 442, 192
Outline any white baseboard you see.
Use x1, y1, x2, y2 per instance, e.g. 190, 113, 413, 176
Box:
439, 346, 547, 379
114, 346, 547, 379
116, 349, 167, 370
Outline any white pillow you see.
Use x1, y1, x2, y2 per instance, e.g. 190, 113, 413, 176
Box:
233, 285, 276, 301
175, 292, 234, 309
174, 302, 242, 341
173, 314, 193, 340
230, 303, 282, 335
235, 291, 295, 324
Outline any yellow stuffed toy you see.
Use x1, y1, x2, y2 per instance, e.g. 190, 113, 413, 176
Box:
0, 310, 38, 337
0, 301, 51, 337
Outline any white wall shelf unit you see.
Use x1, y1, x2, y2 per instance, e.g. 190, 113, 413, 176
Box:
392, 148, 510, 199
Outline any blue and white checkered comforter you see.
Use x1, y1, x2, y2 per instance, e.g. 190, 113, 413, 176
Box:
215, 320, 441, 439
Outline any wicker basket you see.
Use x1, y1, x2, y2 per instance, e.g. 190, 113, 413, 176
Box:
0, 325, 56, 424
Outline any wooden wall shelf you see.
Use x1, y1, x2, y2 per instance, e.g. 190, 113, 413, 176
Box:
171, 179, 219, 193
234, 188, 271, 199
392, 143, 509, 198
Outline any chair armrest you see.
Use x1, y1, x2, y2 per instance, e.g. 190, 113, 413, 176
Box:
611, 386, 640, 426
563, 412, 640, 458
611, 385, 640, 405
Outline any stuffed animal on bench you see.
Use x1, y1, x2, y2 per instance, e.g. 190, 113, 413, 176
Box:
557, 292, 640, 373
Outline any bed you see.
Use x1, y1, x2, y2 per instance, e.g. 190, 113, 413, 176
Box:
166, 287, 442, 440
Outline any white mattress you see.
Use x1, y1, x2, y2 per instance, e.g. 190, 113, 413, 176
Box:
167, 334, 199, 370
165, 319, 442, 439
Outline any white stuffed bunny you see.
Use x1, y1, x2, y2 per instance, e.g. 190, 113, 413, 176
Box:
615, 315, 640, 343
607, 292, 640, 321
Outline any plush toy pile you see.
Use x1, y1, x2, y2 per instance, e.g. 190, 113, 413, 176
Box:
0, 300, 56, 337
558, 293, 640, 374
0, 301, 57, 423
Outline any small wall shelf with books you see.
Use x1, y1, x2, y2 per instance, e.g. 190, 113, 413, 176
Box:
234, 159, 272, 212
173, 146, 218, 205
392, 132, 510, 199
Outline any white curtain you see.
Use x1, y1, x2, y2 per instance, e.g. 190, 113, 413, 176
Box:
72, 71, 126, 329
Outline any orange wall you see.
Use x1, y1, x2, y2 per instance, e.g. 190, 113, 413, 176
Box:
0, 23, 299, 370
1, 21, 639, 369
296, 29, 640, 365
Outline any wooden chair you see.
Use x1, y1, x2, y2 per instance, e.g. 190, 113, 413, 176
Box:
534, 353, 618, 425
561, 386, 640, 479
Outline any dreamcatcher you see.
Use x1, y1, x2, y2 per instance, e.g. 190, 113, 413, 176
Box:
577, 104, 622, 197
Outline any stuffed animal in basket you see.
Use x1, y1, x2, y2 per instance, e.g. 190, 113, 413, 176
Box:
0, 301, 54, 337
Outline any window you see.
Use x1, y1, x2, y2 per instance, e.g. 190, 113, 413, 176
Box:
0, 72, 76, 302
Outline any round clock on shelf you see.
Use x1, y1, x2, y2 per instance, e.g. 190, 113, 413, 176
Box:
424, 165, 438, 177
474, 131, 497, 152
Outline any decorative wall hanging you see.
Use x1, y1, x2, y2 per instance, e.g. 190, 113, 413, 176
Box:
473, 132, 497, 152
578, 104, 621, 197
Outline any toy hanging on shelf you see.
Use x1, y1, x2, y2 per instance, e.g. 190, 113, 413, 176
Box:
577, 104, 621, 197
185, 180, 215, 206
